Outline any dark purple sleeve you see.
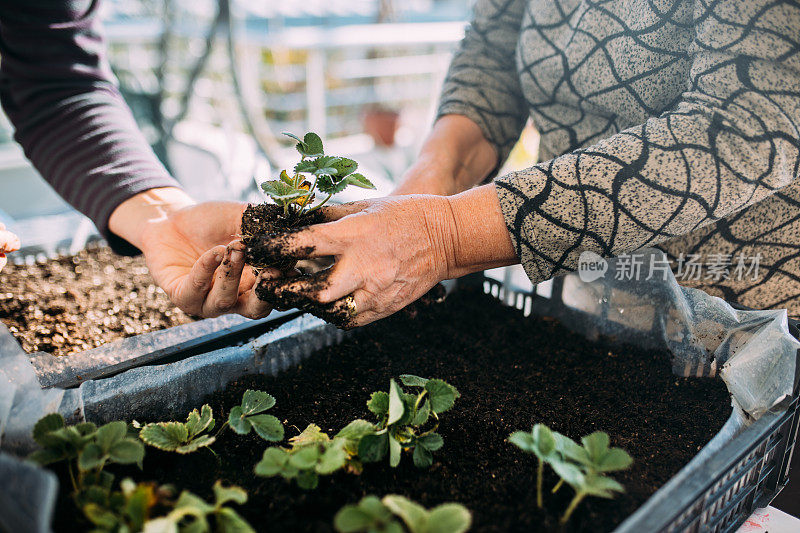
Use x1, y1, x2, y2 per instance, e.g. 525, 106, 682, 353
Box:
0, 0, 181, 254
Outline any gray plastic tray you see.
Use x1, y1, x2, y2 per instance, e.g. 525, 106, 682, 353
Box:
1, 274, 798, 533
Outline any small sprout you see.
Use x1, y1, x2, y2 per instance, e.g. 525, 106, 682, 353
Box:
139, 404, 216, 454
228, 389, 284, 442
508, 424, 559, 509
335, 495, 472, 533
81, 478, 175, 532
143, 481, 255, 533
29, 413, 97, 466
262, 131, 376, 216
509, 424, 633, 525
359, 376, 459, 469
255, 422, 371, 490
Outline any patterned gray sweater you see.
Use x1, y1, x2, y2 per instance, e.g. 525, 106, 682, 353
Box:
438, 0, 800, 315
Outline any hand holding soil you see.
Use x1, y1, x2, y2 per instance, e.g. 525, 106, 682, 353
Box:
0, 223, 20, 272
135, 200, 277, 319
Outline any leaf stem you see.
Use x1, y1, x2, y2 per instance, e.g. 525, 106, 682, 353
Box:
305, 193, 332, 214
536, 457, 544, 509
552, 479, 564, 494
214, 421, 230, 439
67, 462, 79, 493
560, 492, 586, 525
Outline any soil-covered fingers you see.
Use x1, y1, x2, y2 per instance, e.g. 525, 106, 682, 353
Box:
255, 263, 361, 311
231, 268, 280, 319
316, 200, 371, 222
248, 221, 349, 263
173, 244, 227, 314
201, 241, 250, 317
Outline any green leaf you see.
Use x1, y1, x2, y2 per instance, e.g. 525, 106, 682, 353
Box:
185, 405, 214, 438
139, 422, 189, 452
344, 173, 376, 190
411, 400, 430, 426
294, 160, 317, 174
425, 380, 459, 414
358, 433, 388, 463
228, 406, 251, 435
582, 473, 626, 499
78, 443, 105, 471
254, 448, 289, 477
96, 421, 127, 452
509, 431, 536, 453
387, 380, 405, 426
302, 132, 324, 157
261, 181, 308, 204
382, 495, 427, 533
290, 424, 330, 447
334, 506, 378, 532
317, 442, 348, 475
598, 448, 633, 472
367, 392, 390, 418
399, 375, 428, 388
83, 503, 119, 529
216, 507, 256, 533
279, 169, 295, 185
533, 424, 556, 456
330, 157, 358, 177
388, 434, 402, 468
108, 439, 145, 465
32, 413, 65, 446
28, 448, 66, 466
248, 414, 284, 442
316, 174, 349, 195
282, 131, 306, 152
417, 433, 443, 452
426, 504, 472, 533
213, 481, 248, 507
336, 420, 375, 455
240, 390, 276, 416
412, 444, 433, 468
550, 460, 585, 490
289, 446, 320, 470
176, 434, 216, 454
582, 432, 610, 461
296, 470, 319, 490
554, 431, 587, 464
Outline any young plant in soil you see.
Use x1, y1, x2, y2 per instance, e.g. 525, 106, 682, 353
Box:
29, 413, 255, 532
137, 390, 284, 454
510, 425, 633, 525
254, 420, 374, 490
334, 495, 472, 533
241, 131, 375, 270
358, 375, 460, 469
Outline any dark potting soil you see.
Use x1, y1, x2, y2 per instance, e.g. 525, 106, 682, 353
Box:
53, 286, 731, 532
0, 246, 192, 356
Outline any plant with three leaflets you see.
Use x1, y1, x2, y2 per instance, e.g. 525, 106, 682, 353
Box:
138, 390, 284, 455
80, 478, 175, 532
509, 425, 633, 525
261, 132, 375, 216
358, 375, 459, 469
138, 404, 216, 454
254, 420, 374, 490
144, 481, 254, 533
334, 495, 471, 533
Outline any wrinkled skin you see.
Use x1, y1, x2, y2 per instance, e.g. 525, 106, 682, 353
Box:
256, 196, 457, 327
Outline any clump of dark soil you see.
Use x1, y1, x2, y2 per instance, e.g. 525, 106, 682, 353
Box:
0, 246, 192, 356
52, 286, 732, 532
240, 203, 325, 271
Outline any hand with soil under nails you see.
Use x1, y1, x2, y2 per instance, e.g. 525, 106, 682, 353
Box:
112, 192, 286, 320
254, 186, 518, 328
0, 223, 20, 272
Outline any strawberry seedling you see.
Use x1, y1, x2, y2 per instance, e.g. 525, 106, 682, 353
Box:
358, 375, 459, 469
334, 494, 471, 533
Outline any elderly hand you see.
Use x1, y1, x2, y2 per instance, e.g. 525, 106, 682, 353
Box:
109, 188, 276, 319
0, 223, 21, 272
256, 184, 517, 327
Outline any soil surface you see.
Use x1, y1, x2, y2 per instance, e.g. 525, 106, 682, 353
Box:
53, 286, 731, 532
0, 246, 192, 356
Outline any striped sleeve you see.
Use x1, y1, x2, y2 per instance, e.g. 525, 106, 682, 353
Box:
437, 0, 529, 167
0, 0, 180, 254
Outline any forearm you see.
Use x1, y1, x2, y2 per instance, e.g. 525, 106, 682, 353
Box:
441, 183, 518, 279
393, 115, 498, 196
